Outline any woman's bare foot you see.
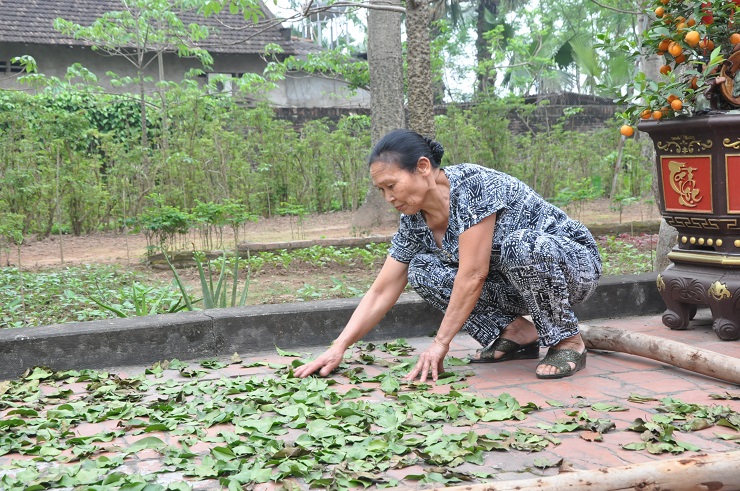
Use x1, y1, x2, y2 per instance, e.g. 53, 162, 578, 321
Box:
470, 316, 539, 361
535, 333, 585, 377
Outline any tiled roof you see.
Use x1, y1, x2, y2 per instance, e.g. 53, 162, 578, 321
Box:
0, 0, 319, 56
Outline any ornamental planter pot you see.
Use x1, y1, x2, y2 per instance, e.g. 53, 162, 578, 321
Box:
639, 113, 740, 341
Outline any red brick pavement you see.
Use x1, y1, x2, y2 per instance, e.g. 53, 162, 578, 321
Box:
0, 310, 738, 489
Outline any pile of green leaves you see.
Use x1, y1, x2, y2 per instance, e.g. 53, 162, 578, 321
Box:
0, 345, 541, 490
623, 396, 740, 454
1, 343, 738, 490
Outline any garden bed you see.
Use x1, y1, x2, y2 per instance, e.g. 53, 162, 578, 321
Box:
1, 199, 663, 328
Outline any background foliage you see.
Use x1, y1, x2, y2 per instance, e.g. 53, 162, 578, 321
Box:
0, 89, 652, 245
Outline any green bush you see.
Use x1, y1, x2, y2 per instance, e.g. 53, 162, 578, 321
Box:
0, 87, 649, 241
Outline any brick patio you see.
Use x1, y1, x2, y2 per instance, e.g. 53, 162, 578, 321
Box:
0, 310, 738, 490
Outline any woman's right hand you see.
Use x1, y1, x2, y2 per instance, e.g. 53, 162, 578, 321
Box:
293, 346, 346, 378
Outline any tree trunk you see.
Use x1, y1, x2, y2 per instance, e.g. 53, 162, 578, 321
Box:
139, 73, 148, 151
366, 0, 405, 145
580, 324, 740, 385
610, 136, 626, 198
476, 0, 498, 93
391, 451, 740, 491
406, 0, 435, 138
351, 0, 405, 234
655, 219, 679, 272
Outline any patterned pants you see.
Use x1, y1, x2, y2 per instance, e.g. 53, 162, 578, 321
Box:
407, 229, 601, 348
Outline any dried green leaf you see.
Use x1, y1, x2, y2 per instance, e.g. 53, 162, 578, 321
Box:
714, 432, 740, 441
709, 391, 740, 400
591, 402, 628, 412
628, 394, 657, 403
275, 346, 302, 357
533, 456, 562, 469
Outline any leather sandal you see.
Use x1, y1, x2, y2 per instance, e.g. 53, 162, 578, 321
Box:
536, 347, 587, 379
468, 338, 540, 364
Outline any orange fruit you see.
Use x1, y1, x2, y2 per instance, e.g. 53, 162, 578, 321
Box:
685, 30, 701, 46
687, 18, 697, 27
731, 33, 740, 45
690, 76, 699, 90
668, 42, 683, 57
699, 38, 715, 50
667, 94, 678, 103
674, 53, 687, 64
671, 99, 684, 111
675, 16, 686, 24
641, 109, 653, 119
655, 6, 665, 17
660, 64, 672, 75
676, 22, 687, 33
661, 0, 669, 4
658, 38, 672, 52
652, 110, 664, 120
620, 125, 635, 137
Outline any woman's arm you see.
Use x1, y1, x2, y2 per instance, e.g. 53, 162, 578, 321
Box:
404, 213, 496, 382
294, 256, 409, 378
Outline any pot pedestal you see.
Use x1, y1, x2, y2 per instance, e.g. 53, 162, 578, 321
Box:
640, 114, 740, 341
657, 252, 740, 340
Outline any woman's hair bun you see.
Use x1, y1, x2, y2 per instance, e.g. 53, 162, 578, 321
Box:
422, 136, 445, 166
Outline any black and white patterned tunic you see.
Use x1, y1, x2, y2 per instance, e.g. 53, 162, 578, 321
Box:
389, 163, 602, 348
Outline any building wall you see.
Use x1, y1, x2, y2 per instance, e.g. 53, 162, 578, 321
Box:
272, 104, 620, 134
0, 42, 369, 107
276, 72, 369, 108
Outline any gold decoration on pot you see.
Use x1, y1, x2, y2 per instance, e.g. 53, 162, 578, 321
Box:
665, 216, 738, 230
668, 161, 703, 207
708, 281, 731, 301
723, 137, 740, 149
657, 135, 713, 154
657, 275, 665, 291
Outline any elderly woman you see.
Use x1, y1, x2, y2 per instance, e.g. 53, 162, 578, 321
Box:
294, 129, 602, 382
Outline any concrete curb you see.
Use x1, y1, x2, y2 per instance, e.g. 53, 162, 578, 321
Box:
0, 273, 665, 380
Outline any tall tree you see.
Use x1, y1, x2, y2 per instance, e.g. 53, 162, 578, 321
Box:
475, 0, 498, 92
406, 0, 436, 137
351, 0, 406, 232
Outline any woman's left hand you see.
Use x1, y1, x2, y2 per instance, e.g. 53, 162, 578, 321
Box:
404, 340, 448, 382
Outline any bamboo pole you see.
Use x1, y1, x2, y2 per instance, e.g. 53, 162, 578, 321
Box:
389, 451, 740, 491
579, 324, 740, 385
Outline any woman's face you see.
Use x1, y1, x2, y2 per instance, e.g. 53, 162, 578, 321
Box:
369, 159, 429, 215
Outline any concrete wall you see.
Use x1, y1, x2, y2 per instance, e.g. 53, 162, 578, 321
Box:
272, 103, 619, 133
0, 42, 205, 91
0, 42, 370, 108
276, 71, 369, 108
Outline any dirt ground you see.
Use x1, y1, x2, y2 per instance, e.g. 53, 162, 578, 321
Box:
9, 198, 660, 271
